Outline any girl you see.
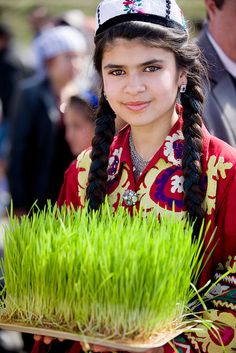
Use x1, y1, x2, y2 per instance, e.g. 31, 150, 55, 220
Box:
64, 95, 96, 157
33, 0, 236, 352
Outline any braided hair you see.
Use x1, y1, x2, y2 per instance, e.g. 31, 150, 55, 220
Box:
86, 93, 116, 210
181, 77, 205, 232
87, 21, 207, 227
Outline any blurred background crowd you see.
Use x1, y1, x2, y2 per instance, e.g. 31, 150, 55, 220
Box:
0, 0, 235, 352
0, 4, 100, 220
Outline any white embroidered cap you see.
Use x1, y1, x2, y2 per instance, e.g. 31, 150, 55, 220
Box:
34, 25, 87, 64
95, 0, 187, 35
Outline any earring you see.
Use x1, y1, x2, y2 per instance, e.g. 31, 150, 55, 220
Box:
180, 84, 187, 93
103, 92, 108, 100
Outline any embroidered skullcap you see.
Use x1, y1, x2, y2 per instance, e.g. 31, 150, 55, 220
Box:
95, 0, 187, 35
34, 25, 87, 65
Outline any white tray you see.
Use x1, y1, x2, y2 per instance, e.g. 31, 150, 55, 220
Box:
0, 322, 184, 352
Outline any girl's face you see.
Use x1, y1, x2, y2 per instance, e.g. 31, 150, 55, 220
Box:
46, 51, 82, 86
64, 106, 95, 156
102, 39, 186, 130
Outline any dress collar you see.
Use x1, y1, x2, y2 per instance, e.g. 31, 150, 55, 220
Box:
109, 108, 184, 179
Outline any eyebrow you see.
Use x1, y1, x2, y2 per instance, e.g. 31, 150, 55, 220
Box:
103, 59, 164, 70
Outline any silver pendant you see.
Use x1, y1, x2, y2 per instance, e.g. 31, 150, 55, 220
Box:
122, 189, 139, 206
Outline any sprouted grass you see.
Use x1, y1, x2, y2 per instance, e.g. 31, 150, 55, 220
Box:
0, 201, 214, 342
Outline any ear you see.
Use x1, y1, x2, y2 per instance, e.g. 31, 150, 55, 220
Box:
178, 69, 187, 87
204, 0, 218, 19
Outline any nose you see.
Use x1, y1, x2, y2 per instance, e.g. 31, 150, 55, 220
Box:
124, 73, 146, 95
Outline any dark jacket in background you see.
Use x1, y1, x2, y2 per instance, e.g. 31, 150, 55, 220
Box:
7, 77, 73, 211
0, 49, 22, 120
197, 25, 236, 147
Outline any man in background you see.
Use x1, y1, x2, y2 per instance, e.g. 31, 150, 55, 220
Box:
197, 0, 236, 147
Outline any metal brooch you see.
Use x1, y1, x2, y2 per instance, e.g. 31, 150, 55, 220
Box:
122, 189, 139, 206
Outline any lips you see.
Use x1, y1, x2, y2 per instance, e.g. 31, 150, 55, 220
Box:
124, 101, 150, 112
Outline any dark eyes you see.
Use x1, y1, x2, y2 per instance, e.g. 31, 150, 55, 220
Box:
110, 69, 125, 76
109, 66, 160, 76
144, 66, 160, 72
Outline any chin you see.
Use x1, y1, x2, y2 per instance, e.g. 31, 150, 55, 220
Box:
128, 120, 152, 128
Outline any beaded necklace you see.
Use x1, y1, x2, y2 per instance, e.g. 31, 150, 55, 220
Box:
129, 132, 150, 180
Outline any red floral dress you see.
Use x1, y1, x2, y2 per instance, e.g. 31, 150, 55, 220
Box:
33, 116, 236, 353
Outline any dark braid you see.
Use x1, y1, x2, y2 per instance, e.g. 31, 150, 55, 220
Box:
86, 94, 116, 210
181, 78, 205, 229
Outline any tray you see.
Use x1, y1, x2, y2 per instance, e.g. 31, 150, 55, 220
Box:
0, 322, 184, 352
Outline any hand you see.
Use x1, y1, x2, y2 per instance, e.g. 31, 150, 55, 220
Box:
34, 335, 64, 344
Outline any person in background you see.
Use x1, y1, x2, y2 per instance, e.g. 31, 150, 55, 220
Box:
64, 95, 96, 157
55, 9, 100, 110
7, 26, 87, 216
0, 24, 26, 159
0, 24, 28, 219
28, 5, 55, 77
197, 0, 236, 147
63, 94, 124, 159
55, 9, 96, 56
28, 5, 54, 38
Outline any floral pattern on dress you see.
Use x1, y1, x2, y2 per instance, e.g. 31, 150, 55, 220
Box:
171, 175, 184, 193
138, 159, 186, 217
203, 156, 233, 215
163, 130, 184, 166
123, 0, 144, 14
186, 311, 236, 353
150, 165, 184, 211
206, 283, 230, 300
74, 127, 234, 221
107, 148, 123, 181
76, 149, 91, 206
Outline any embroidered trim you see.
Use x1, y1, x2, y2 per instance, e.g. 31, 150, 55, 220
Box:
97, 5, 101, 25
166, 0, 171, 19
212, 300, 236, 311
170, 175, 184, 193
180, 9, 187, 29
107, 148, 123, 181
179, 333, 200, 351
123, 0, 143, 14
215, 273, 236, 286
204, 156, 233, 216
163, 130, 184, 166
95, 13, 186, 35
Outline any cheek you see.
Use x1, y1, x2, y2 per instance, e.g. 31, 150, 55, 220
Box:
72, 130, 82, 142
65, 128, 73, 142
75, 127, 93, 144
103, 78, 121, 99
83, 127, 94, 143
58, 60, 74, 75
156, 74, 179, 96
65, 61, 75, 74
